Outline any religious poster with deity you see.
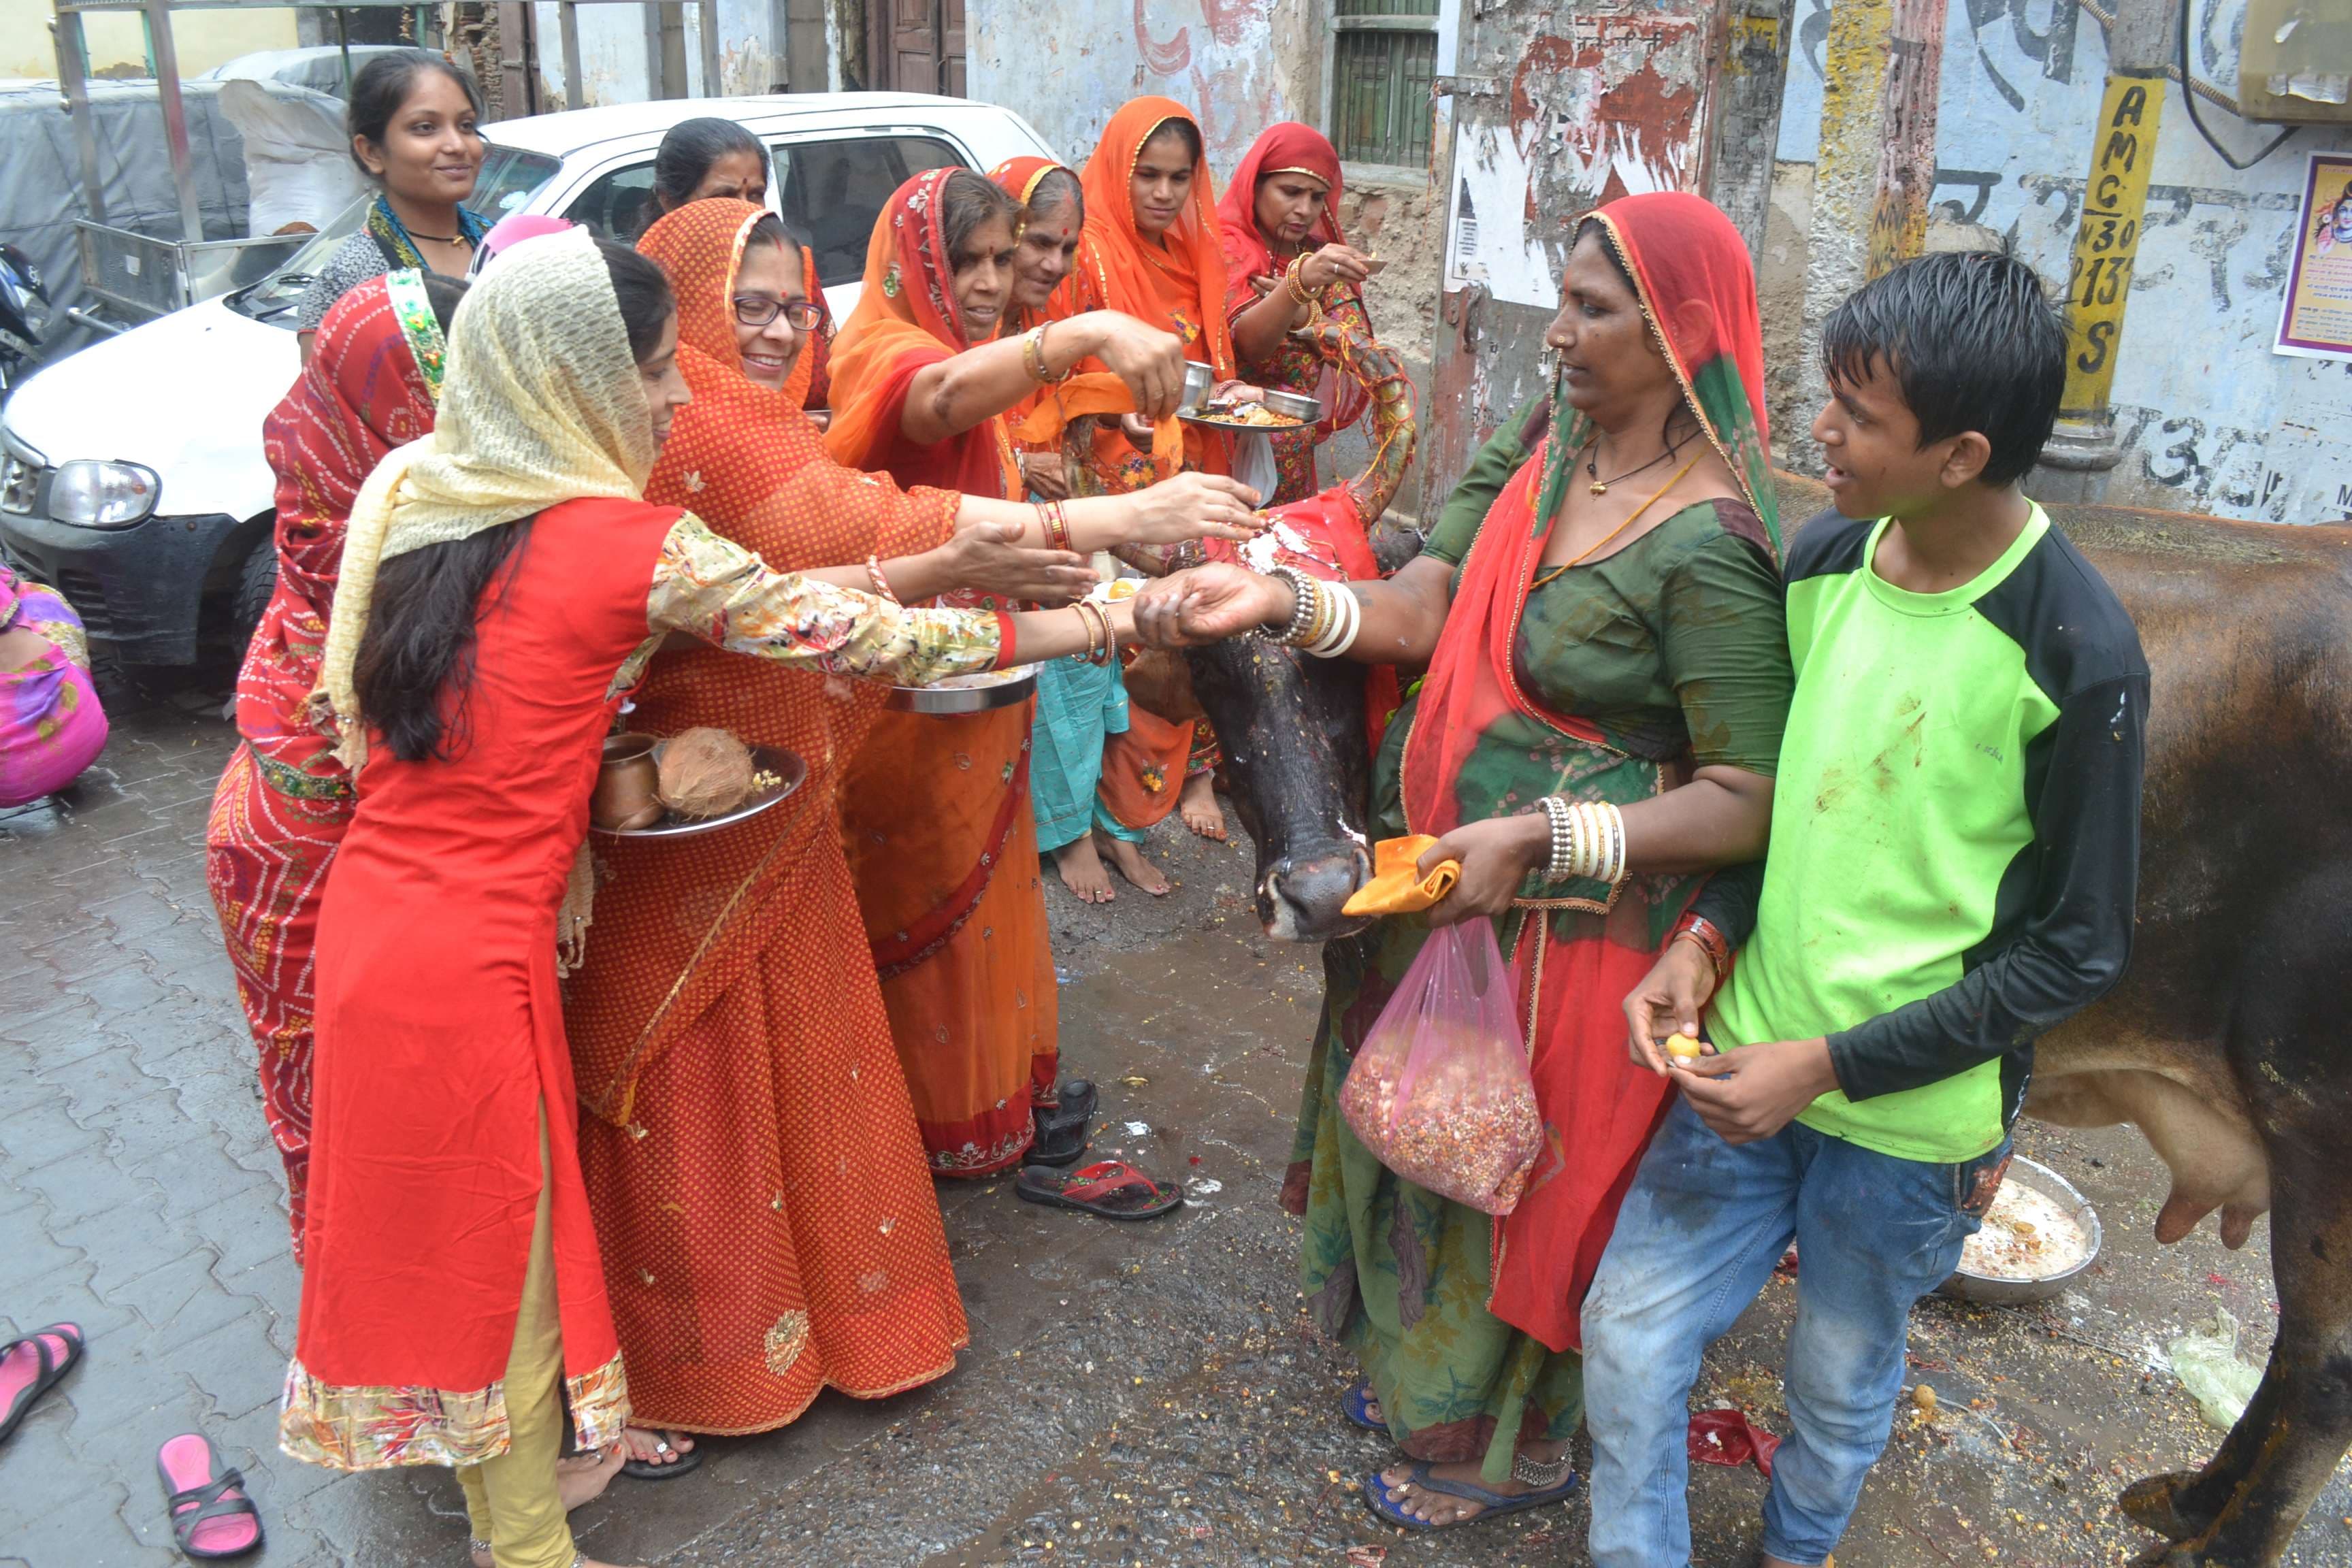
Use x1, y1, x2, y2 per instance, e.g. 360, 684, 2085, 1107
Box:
2277, 150, 2352, 363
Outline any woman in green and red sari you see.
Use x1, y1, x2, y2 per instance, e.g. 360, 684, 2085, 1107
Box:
1130, 191, 1795, 1529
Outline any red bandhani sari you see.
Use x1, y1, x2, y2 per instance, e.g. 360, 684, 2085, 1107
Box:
1216, 122, 1374, 505
559, 199, 969, 1433
205, 271, 444, 1262
1399, 191, 1779, 1351
824, 174, 1060, 1176
1019, 97, 1235, 492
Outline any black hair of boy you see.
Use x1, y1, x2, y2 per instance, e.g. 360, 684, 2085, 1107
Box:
1819, 251, 2067, 487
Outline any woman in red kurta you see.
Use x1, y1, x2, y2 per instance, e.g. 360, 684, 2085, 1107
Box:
278, 229, 1146, 1568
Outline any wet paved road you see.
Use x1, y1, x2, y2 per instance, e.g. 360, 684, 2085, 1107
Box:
3, 670, 2347, 1567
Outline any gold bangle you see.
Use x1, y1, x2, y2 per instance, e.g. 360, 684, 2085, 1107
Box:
1286, 255, 1316, 308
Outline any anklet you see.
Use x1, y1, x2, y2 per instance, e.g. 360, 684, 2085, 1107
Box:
1512, 1450, 1573, 1488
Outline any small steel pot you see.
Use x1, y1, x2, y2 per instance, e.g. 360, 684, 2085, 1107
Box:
1261, 387, 1322, 423
590, 732, 664, 832
1179, 360, 1215, 411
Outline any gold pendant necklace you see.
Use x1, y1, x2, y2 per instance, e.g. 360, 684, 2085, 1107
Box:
1584, 436, 1677, 497
1534, 448, 1705, 588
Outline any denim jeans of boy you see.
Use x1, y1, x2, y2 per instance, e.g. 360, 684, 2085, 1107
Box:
1582, 1098, 2010, 1568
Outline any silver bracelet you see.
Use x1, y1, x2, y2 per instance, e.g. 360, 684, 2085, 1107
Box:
1267, 565, 1319, 644
1539, 796, 1573, 881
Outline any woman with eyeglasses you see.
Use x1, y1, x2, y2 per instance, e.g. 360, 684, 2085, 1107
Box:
555, 199, 1250, 1460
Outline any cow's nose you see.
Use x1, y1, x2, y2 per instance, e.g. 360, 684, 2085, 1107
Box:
1260, 847, 1371, 941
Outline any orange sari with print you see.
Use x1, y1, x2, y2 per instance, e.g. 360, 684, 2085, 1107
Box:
826, 172, 1059, 1175
1020, 97, 1235, 493
560, 199, 968, 1435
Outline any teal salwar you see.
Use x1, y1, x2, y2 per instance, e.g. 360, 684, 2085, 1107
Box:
1029, 655, 1146, 852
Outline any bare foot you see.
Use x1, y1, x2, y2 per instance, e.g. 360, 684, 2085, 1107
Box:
1053, 836, 1115, 903
1179, 772, 1226, 839
1377, 1446, 1571, 1526
620, 1425, 695, 1471
559, 1443, 626, 1509
1099, 834, 1170, 896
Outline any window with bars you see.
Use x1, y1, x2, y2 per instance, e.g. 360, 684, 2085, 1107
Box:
1330, 0, 1439, 168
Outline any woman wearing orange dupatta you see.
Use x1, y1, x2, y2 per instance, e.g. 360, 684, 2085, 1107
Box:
823, 169, 1258, 1176
1132, 193, 1795, 1528
561, 199, 1102, 1454
1024, 97, 1245, 838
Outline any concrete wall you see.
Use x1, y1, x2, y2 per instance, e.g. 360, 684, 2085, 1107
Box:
1764, 0, 2352, 524
3, 0, 297, 80
529, 0, 784, 106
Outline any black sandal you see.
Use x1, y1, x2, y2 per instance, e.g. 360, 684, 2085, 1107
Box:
1015, 1159, 1183, 1220
0, 1322, 82, 1443
156, 1433, 263, 1558
1030, 1079, 1098, 1166
621, 1428, 702, 1481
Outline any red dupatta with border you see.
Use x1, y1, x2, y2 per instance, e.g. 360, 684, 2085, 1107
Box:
1398, 192, 1778, 1352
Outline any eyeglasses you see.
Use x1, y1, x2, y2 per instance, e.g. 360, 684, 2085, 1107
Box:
732, 295, 826, 329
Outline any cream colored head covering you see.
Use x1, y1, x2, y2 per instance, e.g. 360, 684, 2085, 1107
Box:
314, 226, 661, 768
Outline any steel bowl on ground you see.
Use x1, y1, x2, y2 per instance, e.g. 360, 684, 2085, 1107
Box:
886, 665, 1040, 715
591, 745, 806, 839
1935, 1154, 2104, 1306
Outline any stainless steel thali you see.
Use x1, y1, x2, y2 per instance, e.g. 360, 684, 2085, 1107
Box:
886, 665, 1039, 715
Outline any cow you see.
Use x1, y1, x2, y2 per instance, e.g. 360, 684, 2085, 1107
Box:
1121, 391, 2352, 1565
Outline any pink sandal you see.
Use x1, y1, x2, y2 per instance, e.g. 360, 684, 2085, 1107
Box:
156, 1433, 263, 1558
0, 1322, 82, 1443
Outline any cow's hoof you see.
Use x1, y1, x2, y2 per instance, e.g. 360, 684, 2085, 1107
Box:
2120, 1472, 2210, 1543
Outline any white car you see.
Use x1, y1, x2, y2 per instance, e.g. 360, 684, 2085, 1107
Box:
0, 93, 1051, 664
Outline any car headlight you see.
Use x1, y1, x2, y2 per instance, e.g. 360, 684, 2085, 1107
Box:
50, 459, 159, 527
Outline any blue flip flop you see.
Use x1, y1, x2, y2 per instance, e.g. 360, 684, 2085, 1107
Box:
1363, 1460, 1580, 1532
1341, 1380, 1385, 1433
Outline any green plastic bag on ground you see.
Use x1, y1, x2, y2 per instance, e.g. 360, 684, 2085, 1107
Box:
2166, 1307, 2264, 1431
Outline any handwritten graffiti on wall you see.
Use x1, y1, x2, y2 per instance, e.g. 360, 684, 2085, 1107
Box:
1129, 0, 1282, 166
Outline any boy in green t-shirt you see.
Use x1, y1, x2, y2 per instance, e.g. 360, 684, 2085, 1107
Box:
1582, 251, 2148, 1568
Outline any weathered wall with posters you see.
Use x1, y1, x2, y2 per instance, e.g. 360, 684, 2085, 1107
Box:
1766, 0, 2352, 523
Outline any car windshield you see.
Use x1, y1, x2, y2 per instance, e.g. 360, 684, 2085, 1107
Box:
227, 144, 562, 325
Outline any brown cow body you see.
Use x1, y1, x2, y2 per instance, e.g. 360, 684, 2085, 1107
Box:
1194, 457, 2352, 1565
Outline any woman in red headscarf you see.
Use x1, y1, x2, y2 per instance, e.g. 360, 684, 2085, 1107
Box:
1130, 192, 1795, 1530
1219, 122, 1378, 507
823, 169, 1257, 1178
206, 269, 458, 1264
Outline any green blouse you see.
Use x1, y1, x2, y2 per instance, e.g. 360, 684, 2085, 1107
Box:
1413, 404, 1793, 779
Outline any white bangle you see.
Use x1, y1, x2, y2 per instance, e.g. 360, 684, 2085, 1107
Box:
1305, 581, 1360, 657
1541, 798, 1629, 885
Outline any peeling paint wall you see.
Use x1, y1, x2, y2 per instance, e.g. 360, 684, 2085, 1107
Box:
1767, 0, 2352, 523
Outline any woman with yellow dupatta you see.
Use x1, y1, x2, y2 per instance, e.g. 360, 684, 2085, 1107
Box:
1026, 97, 1242, 838
1131, 193, 1794, 1529
823, 168, 1258, 1179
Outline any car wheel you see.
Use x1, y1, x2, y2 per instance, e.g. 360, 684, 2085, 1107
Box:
232, 539, 277, 651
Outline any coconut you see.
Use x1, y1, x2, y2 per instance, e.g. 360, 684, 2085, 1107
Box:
655, 728, 756, 819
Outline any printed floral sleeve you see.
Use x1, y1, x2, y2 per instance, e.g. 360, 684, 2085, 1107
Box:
639, 513, 1002, 687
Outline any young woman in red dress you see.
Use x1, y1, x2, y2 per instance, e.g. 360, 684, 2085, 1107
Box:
278, 229, 1152, 1568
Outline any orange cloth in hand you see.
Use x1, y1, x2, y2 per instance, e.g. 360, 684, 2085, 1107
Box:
1342, 834, 1459, 917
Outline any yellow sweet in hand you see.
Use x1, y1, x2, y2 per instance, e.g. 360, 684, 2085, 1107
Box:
1664, 1032, 1703, 1062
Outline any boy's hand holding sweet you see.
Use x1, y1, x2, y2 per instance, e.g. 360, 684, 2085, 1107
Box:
1671, 1037, 1838, 1144
1623, 940, 1718, 1075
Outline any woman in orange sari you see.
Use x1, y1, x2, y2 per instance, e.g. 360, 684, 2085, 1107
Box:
563, 198, 1135, 1464
1026, 97, 1241, 838
824, 167, 1257, 1177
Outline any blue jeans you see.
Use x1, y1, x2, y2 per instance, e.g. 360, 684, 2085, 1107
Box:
1582, 1098, 2010, 1567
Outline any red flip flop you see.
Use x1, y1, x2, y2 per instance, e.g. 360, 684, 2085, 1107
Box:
0, 1322, 82, 1443
1015, 1160, 1183, 1220
156, 1433, 263, 1558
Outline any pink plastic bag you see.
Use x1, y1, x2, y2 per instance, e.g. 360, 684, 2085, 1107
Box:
1339, 917, 1543, 1215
